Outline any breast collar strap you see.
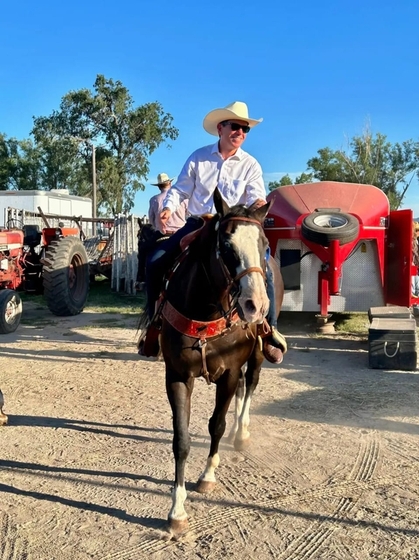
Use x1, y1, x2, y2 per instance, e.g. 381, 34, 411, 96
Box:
162, 300, 241, 339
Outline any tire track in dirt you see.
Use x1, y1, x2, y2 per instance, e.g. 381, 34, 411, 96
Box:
97, 436, 385, 559
0, 513, 29, 560
99, 532, 173, 559
242, 448, 301, 483
274, 435, 380, 559
387, 438, 419, 464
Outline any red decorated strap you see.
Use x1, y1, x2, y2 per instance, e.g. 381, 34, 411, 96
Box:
162, 300, 240, 339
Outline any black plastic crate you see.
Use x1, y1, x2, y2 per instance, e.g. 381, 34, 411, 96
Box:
368, 306, 412, 323
368, 318, 417, 371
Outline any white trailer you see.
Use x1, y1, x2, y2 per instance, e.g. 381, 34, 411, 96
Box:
0, 190, 92, 227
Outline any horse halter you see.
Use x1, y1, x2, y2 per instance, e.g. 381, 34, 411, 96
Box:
215, 215, 267, 292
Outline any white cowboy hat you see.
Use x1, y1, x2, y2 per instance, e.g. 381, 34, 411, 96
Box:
203, 101, 263, 136
151, 173, 174, 186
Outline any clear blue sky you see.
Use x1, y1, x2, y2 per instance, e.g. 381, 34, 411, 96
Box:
1, 0, 418, 217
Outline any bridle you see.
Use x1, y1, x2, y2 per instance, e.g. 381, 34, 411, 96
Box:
214, 215, 267, 298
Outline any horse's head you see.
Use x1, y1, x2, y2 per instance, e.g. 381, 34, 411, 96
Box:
212, 189, 273, 324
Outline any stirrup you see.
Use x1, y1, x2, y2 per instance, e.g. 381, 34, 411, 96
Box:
270, 327, 287, 353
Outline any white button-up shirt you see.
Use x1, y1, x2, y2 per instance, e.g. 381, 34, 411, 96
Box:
163, 142, 267, 216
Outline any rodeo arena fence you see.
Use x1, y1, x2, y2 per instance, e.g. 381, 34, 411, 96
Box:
5, 206, 147, 296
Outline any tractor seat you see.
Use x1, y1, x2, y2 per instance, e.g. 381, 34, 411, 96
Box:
23, 224, 42, 247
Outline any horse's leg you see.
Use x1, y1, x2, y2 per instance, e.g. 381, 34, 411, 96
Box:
166, 372, 194, 534
227, 367, 245, 443
196, 370, 239, 494
233, 350, 263, 451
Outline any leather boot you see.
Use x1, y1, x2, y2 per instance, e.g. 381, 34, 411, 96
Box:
263, 327, 287, 364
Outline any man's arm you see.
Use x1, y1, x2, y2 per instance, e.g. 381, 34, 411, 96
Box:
161, 155, 196, 218
160, 207, 172, 224
244, 160, 267, 208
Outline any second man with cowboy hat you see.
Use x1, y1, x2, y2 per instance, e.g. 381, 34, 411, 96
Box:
136, 172, 187, 290
149, 173, 187, 234
144, 101, 287, 364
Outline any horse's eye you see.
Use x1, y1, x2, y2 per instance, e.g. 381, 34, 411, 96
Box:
220, 238, 232, 252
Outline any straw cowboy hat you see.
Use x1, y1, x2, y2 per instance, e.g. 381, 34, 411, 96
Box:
151, 173, 174, 186
203, 101, 263, 136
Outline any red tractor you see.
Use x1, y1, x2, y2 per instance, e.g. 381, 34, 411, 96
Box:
0, 223, 89, 334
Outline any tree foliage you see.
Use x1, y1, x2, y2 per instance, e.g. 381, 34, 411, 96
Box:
306, 132, 419, 209
0, 134, 44, 191
268, 172, 314, 192
31, 74, 179, 213
268, 132, 419, 209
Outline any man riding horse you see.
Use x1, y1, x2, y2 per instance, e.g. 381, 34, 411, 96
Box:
142, 100, 287, 364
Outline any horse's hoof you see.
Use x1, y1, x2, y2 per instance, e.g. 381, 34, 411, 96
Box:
195, 479, 216, 494
234, 437, 250, 451
168, 517, 189, 536
0, 414, 8, 426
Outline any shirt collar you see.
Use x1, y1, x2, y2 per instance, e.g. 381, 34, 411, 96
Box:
211, 142, 243, 160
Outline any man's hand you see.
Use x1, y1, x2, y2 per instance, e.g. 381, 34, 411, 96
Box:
160, 207, 172, 223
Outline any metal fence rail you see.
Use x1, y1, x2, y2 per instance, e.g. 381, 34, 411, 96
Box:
111, 214, 140, 295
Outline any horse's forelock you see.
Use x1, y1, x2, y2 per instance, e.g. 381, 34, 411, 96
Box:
226, 204, 252, 219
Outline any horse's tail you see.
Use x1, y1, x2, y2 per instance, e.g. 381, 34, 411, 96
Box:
136, 308, 150, 347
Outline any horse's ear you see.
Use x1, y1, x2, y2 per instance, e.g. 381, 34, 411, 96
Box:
251, 198, 274, 224
213, 188, 230, 217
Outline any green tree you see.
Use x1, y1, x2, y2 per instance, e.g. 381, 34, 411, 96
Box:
268, 172, 314, 191
0, 134, 16, 190
307, 132, 419, 209
268, 175, 293, 191
294, 172, 314, 184
32, 74, 179, 213
0, 134, 44, 191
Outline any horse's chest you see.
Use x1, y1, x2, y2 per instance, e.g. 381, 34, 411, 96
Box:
169, 326, 256, 379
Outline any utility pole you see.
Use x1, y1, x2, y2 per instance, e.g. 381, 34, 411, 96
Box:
92, 144, 97, 235
72, 137, 97, 236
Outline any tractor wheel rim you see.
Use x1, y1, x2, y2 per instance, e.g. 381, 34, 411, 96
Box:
5, 299, 18, 325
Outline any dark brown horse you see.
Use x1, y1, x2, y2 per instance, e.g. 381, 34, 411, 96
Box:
146, 190, 284, 534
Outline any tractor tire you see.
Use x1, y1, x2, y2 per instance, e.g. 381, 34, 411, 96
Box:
42, 237, 89, 316
301, 211, 359, 247
0, 289, 22, 334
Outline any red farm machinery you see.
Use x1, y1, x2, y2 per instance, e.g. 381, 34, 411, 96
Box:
0, 223, 89, 334
264, 181, 419, 328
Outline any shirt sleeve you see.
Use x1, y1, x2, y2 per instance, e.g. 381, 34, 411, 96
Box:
163, 154, 196, 212
243, 160, 267, 207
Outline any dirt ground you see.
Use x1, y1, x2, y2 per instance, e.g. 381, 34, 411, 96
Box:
1, 302, 419, 560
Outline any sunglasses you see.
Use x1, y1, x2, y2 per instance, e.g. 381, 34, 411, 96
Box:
221, 121, 251, 134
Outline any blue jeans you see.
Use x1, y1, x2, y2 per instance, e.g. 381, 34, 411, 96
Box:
146, 217, 202, 319
266, 261, 277, 329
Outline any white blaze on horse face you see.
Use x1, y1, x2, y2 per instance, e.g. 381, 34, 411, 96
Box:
230, 224, 269, 323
